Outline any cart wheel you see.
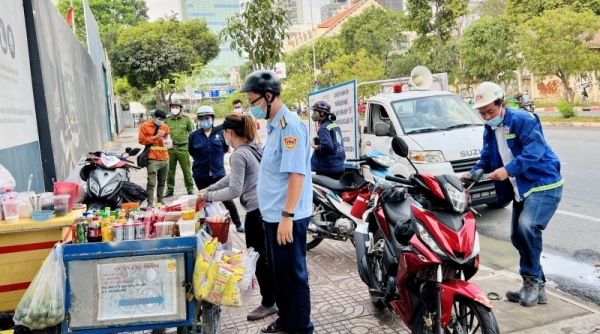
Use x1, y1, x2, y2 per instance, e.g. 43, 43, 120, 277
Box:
201, 301, 220, 334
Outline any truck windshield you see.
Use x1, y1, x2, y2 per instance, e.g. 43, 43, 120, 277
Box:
391, 95, 484, 134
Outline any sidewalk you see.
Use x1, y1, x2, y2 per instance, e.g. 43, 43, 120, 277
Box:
110, 127, 600, 334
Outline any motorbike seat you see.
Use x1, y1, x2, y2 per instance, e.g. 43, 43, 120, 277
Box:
312, 175, 347, 193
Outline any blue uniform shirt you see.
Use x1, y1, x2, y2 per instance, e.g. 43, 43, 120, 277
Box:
188, 128, 229, 179
258, 105, 313, 222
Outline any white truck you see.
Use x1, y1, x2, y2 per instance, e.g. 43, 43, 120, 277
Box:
308, 67, 498, 207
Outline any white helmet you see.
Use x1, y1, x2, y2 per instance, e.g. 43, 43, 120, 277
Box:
197, 106, 215, 118
472, 82, 504, 109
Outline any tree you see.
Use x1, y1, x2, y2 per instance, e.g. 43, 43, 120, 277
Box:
506, 0, 600, 23
516, 9, 600, 103
404, 0, 469, 72
338, 7, 408, 63
57, 0, 148, 48
320, 49, 386, 97
386, 52, 426, 79
281, 71, 315, 108
284, 37, 345, 78
475, 0, 506, 18
110, 19, 219, 108
219, 0, 289, 71
459, 17, 518, 85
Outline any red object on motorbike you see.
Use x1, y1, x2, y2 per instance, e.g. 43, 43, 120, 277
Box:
350, 192, 369, 218
420, 173, 445, 199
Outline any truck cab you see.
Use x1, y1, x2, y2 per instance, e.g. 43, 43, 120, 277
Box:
360, 90, 497, 207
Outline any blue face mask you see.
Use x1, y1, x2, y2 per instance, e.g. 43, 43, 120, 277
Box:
486, 113, 504, 127
249, 105, 266, 119
200, 120, 213, 130
155, 120, 164, 126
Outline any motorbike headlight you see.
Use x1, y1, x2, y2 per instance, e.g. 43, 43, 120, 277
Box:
408, 150, 445, 163
101, 181, 119, 197
89, 179, 100, 196
415, 222, 446, 257
372, 155, 394, 168
444, 182, 467, 212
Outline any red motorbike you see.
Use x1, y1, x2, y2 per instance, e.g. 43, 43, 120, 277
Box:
354, 136, 499, 334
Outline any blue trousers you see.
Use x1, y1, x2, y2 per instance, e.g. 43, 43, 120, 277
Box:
264, 217, 314, 334
511, 186, 562, 281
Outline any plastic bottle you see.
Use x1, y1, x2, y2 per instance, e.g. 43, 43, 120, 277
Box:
143, 207, 154, 239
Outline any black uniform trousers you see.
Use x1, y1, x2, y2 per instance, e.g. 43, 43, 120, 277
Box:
263, 217, 314, 334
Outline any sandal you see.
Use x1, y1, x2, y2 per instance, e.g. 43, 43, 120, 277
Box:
261, 320, 286, 333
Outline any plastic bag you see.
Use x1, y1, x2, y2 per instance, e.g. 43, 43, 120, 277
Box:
0, 164, 16, 189
193, 231, 219, 299
13, 244, 65, 330
65, 159, 87, 203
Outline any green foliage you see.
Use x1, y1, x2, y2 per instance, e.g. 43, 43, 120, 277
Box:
404, 0, 469, 71
557, 100, 576, 118
515, 8, 600, 102
506, 0, 600, 23
281, 71, 315, 107
219, 0, 289, 71
459, 17, 518, 84
339, 7, 408, 62
57, 0, 148, 48
284, 37, 345, 79
386, 52, 426, 79
321, 49, 386, 97
110, 19, 219, 106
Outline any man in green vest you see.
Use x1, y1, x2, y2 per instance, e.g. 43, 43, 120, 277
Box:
164, 99, 195, 196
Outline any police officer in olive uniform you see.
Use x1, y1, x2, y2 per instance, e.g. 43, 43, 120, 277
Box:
310, 100, 346, 179
164, 99, 195, 196
240, 71, 314, 334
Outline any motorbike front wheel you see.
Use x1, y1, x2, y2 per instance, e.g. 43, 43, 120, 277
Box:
412, 297, 499, 334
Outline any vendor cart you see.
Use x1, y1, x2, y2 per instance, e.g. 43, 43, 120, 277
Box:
59, 235, 222, 334
0, 210, 82, 312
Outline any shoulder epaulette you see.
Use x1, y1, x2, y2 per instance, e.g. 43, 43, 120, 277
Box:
280, 117, 287, 129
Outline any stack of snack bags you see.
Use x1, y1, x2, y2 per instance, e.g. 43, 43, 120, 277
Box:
193, 231, 259, 307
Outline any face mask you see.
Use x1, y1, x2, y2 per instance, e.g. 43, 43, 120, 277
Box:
486, 113, 504, 127
234, 108, 244, 113
200, 120, 213, 130
155, 120, 163, 126
250, 105, 266, 119
225, 131, 233, 147
311, 112, 321, 122
171, 108, 180, 115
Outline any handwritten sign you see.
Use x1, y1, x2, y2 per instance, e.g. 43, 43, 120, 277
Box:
308, 80, 359, 161
97, 259, 179, 321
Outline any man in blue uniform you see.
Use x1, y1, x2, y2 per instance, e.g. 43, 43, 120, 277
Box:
310, 100, 346, 179
240, 70, 313, 334
188, 106, 244, 232
462, 82, 563, 308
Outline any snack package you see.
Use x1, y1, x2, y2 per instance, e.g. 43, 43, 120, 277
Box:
193, 232, 220, 299
205, 267, 233, 305
220, 267, 246, 307
199, 250, 223, 299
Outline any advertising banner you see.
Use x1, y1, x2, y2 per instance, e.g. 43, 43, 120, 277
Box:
308, 80, 359, 161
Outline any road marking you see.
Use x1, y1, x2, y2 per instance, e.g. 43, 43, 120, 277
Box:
556, 210, 600, 223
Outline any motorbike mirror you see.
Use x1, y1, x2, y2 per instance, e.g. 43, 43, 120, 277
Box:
471, 169, 484, 181
391, 137, 409, 158
125, 147, 131, 153
128, 147, 142, 157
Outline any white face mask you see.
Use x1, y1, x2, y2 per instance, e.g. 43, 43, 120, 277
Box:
171, 108, 180, 115
234, 108, 243, 113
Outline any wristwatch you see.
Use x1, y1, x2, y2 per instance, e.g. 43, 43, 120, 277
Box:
281, 211, 295, 218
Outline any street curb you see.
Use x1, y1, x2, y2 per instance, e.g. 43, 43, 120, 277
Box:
541, 122, 600, 127
536, 106, 600, 112
479, 265, 600, 315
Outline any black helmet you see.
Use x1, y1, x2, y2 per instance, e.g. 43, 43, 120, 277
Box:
169, 98, 182, 107
239, 70, 281, 96
312, 100, 331, 114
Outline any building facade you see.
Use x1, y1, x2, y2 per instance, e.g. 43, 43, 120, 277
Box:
377, 0, 403, 11
180, 0, 246, 87
278, 0, 304, 25
320, 0, 349, 22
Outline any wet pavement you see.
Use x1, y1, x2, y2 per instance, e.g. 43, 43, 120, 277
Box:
109, 127, 600, 334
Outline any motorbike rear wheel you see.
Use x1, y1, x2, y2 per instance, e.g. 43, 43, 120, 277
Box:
412, 297, 499, 334
307, 200, 325, 250
370, 229, 386, 310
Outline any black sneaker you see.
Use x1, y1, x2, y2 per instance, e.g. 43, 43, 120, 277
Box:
187, 190, 195, 195
164, 192, 174, 198
236, 225, 245, 233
